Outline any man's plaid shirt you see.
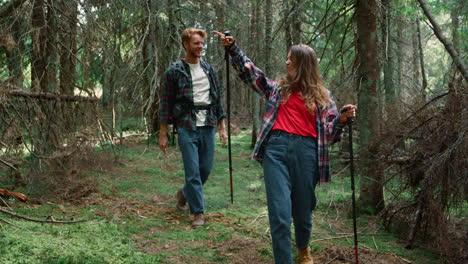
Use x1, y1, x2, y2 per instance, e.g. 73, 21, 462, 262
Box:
159, 59, 226, 129
229, 46, 345, 182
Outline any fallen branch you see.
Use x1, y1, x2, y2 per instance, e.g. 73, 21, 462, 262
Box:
0, 208, 87, 224
313, 232, 391, 236
0, 217, 39, 233
7, 89, 99, 102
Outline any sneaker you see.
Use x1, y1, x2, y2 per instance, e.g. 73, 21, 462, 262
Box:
176, 189, 187, 210
191, 213, 205, 228
298, 247, 314, 264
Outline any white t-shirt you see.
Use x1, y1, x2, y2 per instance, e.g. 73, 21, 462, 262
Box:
188, 62, 211, 126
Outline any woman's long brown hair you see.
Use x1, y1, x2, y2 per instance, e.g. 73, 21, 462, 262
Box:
278, 44, 331, 112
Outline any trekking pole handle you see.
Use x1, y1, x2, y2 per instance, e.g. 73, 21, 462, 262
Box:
224, 31, 232, 59
340, 108, 354, 124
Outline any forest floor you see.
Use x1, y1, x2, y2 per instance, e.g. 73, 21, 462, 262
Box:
0, 130, 449, 263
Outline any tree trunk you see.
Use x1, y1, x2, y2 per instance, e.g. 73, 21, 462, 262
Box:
291, 0, 303, 44
381, 0, 396, 118
412, 21, 421, 103
215, 0, 227, 123
396, 17, 403, 98
416, 16, 427, 103
59, 0, 78, 95
6, 14, 24, 89
265, 0, 273, 75
31, 0, 47, 92
356, 0, 384, 212
284, 0, 292, 52
45, 0, 59, 92
447, 0, 463, 125
416, 0, 468, 82
250, 0, 261, 147
143, 0, 159, 134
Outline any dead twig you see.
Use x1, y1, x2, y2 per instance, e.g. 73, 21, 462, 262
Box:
0, 208, 87, 224
372, 235, 379, 250
325, 255, 339, 264
389, 252, 413, 263
250, 212, 267, 225
0, 158, 18, 171
313, 232, 390, 236
0, 217, 40, 234
311, 234, 354, 242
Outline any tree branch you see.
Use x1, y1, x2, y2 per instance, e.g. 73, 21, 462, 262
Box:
0, 0, 26, 20
0, 208, 87, 224
7, 89, 99, 102
0, 157, 17, 171
416, 0, 468, 82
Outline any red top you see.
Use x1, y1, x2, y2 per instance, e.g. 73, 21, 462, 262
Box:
272, 92, 317, 138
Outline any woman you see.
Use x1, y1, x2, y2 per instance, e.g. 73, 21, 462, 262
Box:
213, 31, 356, 264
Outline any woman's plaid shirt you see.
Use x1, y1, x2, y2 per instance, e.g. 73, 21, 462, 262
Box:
229, 46, 345, 182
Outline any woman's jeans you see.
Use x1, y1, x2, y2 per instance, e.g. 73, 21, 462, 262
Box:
263, 130, 319, 264
177, 126, 215, 214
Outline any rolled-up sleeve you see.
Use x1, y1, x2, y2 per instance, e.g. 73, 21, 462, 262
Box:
229, 45, 276, 99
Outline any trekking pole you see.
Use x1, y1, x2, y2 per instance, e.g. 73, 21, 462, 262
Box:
342, 108, 359, 264
224, 30, 234, 203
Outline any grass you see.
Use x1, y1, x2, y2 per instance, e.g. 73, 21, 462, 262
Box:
0, 130, 452, 263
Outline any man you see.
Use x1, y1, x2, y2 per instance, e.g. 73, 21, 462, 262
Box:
159, 28, 227, 228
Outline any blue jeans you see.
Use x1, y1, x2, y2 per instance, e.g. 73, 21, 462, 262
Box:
177, 126, 215, 214
263, 130, 319, 264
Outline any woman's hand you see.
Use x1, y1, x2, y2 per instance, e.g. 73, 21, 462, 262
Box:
212, 30, 235, 47
339, 104, 357, 124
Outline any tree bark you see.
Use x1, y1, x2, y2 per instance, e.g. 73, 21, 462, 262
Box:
416, 0, 468, 82
396, 17, 403, 98
412, 22, 421, 100
4, 11, 24, 89
45, 0, 59, 92
143, 0, 159, 133
381, 0, 396, 117
356, 0, 384, 212
416, 16, 427, 103
59, 0, 78, 95
284, 0, 293, 52
31, 0, 47, 92
291, 0, 303, 44
250, 0, 261, 148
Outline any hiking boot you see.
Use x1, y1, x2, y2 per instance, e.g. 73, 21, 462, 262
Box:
176, 189, 187, 210
191, 213, 205, 228
298, 247, 314, 264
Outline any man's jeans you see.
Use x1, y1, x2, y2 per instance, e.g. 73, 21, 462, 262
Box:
177, 126, 215, 214
263, 130, 319, 264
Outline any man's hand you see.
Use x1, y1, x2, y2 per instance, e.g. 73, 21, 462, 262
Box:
159, 133, 168, 153
217, 119, 227, 147
339, 104, 357, 124
159, 123, 169, 153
